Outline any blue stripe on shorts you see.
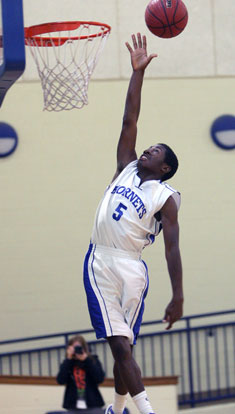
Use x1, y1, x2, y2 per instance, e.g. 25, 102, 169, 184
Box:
132, 259, 149, 344
83, 243, 107, 339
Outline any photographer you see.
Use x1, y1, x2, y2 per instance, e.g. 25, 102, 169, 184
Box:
57, 335, 105, 412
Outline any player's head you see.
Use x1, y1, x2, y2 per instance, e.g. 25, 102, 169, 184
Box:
158, 143, 178, 181
138, 143, 178, 181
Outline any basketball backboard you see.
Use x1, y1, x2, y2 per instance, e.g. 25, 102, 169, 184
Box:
0, 0, 25, 107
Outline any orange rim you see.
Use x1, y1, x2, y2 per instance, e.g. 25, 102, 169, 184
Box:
25, 21, 111, 47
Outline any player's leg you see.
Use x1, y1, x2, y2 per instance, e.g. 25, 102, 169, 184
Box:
108, 362, 128, 414
113, 361, 128, 395
107, 336, 143, 396
107, 336, 155, 414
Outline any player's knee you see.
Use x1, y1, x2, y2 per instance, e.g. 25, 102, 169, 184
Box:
108, 336, 132, 363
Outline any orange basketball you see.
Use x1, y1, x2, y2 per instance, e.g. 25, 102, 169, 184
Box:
145, 0, 188, 38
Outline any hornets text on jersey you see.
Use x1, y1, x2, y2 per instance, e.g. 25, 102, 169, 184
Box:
91, 160, 181, 253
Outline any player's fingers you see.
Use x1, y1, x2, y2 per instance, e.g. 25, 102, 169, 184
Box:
162, 312, 168, 322
132, 34, 138, 49
125, 42, 133, 53
142, 35, 147, 50
148, 54, 158, 64
163, 314, 173, 330
166, 321, 173, 330
162, 313, 169, 324
137, 32, 142, 48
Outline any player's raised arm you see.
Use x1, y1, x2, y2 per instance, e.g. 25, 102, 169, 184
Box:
112, 33, 157, 182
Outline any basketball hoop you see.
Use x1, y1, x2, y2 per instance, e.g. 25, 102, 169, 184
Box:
25, 21, 111, 111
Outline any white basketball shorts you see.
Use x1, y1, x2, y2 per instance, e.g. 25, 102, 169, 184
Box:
83, 243, 149, 345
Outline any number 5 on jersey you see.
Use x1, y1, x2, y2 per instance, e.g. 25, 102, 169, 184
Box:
112, 203, 127, 221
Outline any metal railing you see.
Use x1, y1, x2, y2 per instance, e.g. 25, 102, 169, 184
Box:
0, 309, 234, 408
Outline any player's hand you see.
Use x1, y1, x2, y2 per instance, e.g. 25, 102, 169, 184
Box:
163, 297, 183, 330
125, 33, 157, 71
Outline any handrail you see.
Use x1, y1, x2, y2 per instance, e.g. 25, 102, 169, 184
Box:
0, 328, 94, 346
0, 309, 234, 345
1, 321, 235, 357
141, 309, 235, 325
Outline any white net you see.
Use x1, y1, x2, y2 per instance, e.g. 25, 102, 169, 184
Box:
25, 22, 111, 111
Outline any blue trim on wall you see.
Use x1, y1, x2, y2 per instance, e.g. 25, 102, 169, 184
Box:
0, 122, 18, 157
210, 114, 235, 150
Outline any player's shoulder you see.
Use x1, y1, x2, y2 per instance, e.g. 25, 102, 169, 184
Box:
160, 180, 177, 192
160, 181, 181, 211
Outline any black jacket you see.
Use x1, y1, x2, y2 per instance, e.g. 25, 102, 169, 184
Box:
56, 355, 105, 410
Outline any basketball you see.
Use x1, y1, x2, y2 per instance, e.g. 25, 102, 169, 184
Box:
145, 0, 188, 39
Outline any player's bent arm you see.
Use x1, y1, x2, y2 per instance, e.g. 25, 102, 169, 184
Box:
161, 196, 183, 299
161, 196, 184, 328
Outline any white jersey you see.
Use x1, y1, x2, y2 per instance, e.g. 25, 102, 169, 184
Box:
91, 160, 181, 253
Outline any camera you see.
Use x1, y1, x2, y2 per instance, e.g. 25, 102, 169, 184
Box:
74, 345, 83, 355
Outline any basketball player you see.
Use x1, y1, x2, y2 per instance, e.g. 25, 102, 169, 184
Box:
83, 33, 183, 414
